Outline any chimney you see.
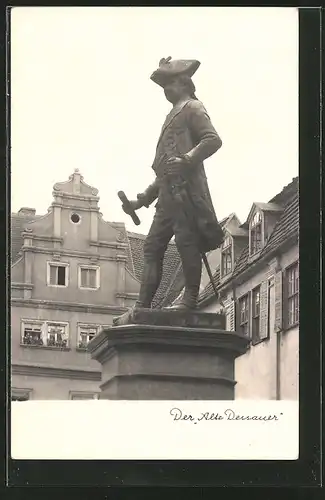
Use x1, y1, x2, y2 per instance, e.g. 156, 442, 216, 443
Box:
18, 207, 36, 216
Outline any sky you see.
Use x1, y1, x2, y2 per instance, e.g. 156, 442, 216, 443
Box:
10, 7, 298, 235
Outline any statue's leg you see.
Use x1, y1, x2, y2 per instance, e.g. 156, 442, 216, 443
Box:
167, 217, 202, 310
135, 208, 173, 308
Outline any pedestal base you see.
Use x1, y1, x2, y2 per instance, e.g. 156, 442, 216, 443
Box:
88, 309, 249, 400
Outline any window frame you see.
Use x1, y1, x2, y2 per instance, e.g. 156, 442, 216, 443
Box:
221, 234, 233, 277
69, 391, 100, 400
251, 285, 261, 344
77, 323, 99, 349
237, 292, 250, 337
78, 265, 100, 290
284, 261, 299, 329
46, 321, 70, 348
249, 210, 264, 256
21, 319, 70, 349
20, 319, 44, 346
46, 261, 69, 288
11, 388, 33, 401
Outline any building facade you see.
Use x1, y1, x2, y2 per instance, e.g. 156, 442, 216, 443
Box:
197, 177, 299, 399
11, 170, 299, 401
11, 170, 181, 400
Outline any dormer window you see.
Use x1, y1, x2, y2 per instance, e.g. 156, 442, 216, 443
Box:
250, 212, 262, 255
221, 235, 233, 276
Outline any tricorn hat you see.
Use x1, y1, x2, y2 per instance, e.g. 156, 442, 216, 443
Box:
150, 57, 201, 87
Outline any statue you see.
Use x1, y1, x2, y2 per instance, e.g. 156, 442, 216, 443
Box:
116, 57, 224, 323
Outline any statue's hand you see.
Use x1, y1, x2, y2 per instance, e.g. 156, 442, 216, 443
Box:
122, 199, 142, 214
165, 156, 188, 176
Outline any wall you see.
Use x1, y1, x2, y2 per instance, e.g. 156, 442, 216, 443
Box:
12, 305, 115, 370
201, 244, 299, 400
280, 326, 299, 400
234, 245, 299, 400
11, 173, 141, 400
12, 373, 100, 400
31, 251, 119, 305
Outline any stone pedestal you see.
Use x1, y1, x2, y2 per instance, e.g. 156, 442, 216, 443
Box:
88, 308, 249, 400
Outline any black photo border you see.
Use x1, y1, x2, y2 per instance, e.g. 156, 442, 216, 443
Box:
1, 4, 322, 494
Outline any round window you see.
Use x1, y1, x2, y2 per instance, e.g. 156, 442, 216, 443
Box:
70, 213, 80, 224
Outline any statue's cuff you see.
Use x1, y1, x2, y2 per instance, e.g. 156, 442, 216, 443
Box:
137, 193, 149, 208
180, 153, 194, 166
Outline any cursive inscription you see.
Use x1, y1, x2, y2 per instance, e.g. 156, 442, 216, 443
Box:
170, 407, 195, 421
170, 407, 283, 424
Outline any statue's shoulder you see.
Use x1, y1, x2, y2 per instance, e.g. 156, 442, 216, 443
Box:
185, 99, 207, 114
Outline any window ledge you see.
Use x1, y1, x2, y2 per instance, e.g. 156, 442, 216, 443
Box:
251, 336, 270, 347
220, 271, 233, 281
282, 322, 299, 334
248, 250, 262, 263
79, 287, 99, 291
20, 343, 71, 351
47, 284, 68, 288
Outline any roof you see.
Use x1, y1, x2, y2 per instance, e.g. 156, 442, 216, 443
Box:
198, 266, 221, 306
126, 232, 182, 308
269, 176, 299, 205
10, 213, 182, 309
198, 178, 299, 304
11, 213, 42, 264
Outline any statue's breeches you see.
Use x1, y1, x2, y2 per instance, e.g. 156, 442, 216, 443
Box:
140, 207, 202, 306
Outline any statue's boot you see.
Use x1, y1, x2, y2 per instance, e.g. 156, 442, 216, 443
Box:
164, 285, 199, 311
164, 245, 202, 311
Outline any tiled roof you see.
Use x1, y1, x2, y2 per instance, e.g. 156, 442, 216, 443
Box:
231, 192, 299, 280
268, 176, 298, 205
198, 266, 221, 305
126, 232, 147, 280
127, 232, 182, 308
156, 262, 184, 308
260, 194, 299, 255
198, 178, 299, 304
11, 213, 42, 264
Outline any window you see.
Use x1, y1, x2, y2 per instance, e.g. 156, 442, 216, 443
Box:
78, 265, 99, 289
46, 322, 69, 348
11, 388, 32, 401
70, 213, 81, 224
69, 392, 99, 400
221, 235, 232, 276
238, 294, 249, 336
78, 324, 98, 349
22, 321, 43, 346
285, 262, 299, 327
252, 286, 260, 342
21, 320, 69, 348
47, 262, 69, 287
250, 211, 262, 255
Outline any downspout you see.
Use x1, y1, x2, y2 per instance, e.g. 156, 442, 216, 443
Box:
276, 328, 281, 400
271, 273, 281, 401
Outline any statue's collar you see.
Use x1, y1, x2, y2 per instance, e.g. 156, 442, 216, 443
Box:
159, 99, 192, 138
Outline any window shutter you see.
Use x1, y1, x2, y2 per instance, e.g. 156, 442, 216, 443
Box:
259, 280, 269, 340
224, 297, 235, 332
225, 300, 235, 331
274, 270, 283, 332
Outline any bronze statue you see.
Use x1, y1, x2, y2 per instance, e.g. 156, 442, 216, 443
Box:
120, 57, 224, 313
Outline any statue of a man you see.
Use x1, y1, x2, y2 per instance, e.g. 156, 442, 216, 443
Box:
124, 57, 224, 311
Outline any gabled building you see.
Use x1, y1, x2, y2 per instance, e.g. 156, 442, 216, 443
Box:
196, 177, 299, 400
11, 170, 182, 400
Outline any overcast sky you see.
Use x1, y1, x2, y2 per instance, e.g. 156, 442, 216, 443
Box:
10, 7, 298, 234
